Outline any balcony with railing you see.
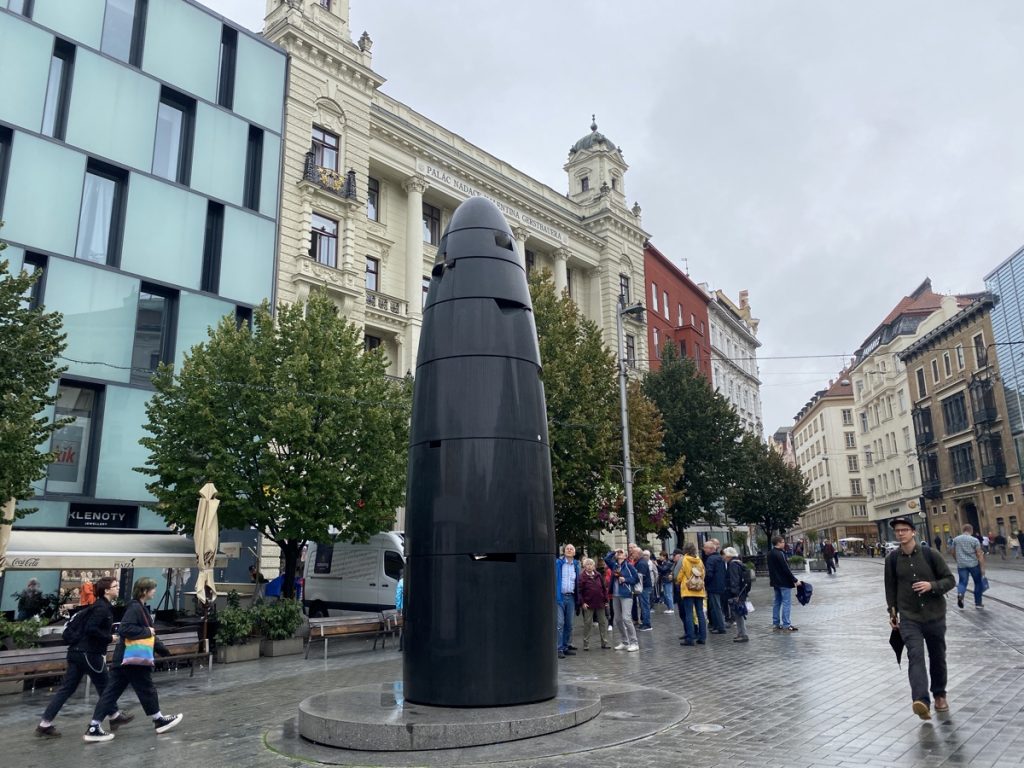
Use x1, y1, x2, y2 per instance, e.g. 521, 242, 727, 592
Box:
922, 477, 942, 499
302, 151, 357, 200
912, 406, 934, 447
365, 290, 407, 318
969, 378, 998, 427
982, 461, 1007, 487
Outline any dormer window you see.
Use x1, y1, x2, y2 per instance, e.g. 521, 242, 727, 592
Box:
580, 176, 589, 192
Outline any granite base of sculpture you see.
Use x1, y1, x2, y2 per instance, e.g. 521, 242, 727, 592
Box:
295, 198, 599, 751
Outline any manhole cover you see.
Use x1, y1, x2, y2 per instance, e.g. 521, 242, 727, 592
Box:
688, 723, 724, 733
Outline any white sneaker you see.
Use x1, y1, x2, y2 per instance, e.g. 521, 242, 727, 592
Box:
626, 644, 639, 652
607, 625, 613, 632
154, 713, 183, 734
613, 643, 626, 650
664, 610, 675, 614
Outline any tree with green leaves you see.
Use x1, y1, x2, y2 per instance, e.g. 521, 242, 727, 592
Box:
139, 291, 410, 597
641, 344, 742, 541
0, 238, 66, 519
529, 270, 618, 551
626, 381, 684, 542
725, 432, 812, 539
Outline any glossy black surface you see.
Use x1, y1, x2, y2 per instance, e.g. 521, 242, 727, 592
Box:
404, 197, 556, 707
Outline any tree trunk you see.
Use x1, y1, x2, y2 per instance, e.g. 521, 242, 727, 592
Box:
280, 540, 302, 599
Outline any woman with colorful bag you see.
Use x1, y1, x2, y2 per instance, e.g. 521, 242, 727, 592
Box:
83, 578, 183, 742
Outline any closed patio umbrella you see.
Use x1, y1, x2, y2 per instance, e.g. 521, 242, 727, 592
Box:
194, 483, 220, 604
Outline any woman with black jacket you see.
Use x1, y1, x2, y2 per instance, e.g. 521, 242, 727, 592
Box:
83, 578, 183, 743
36, 577, 133, 738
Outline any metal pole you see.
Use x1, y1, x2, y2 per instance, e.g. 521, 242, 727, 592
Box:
617, 295, 637, 546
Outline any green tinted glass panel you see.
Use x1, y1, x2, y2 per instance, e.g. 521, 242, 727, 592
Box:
175, 292, 235, 370
32, 0, 105, 49
0, 14, 51, 129
65, 50, 159, 170
121, 174, 206, 288
94, 384, 153, 501
189, 103, 247, 206
219, 207, 274, 306
43, 258, 139, 382
2, 135, 86, 256
259, 132, 281, 219
232, 35, 286, 131
142, 0, 220, 101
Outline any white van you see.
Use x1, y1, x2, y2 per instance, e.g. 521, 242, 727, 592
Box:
302, 532, 405, 616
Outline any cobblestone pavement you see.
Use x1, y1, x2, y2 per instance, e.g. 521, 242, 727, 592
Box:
7, 558, 1024, 768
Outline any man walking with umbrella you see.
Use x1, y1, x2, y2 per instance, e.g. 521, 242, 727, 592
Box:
885, 516, 955, 721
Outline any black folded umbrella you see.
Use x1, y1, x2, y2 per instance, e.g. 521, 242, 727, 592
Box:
889, 627, 905, 666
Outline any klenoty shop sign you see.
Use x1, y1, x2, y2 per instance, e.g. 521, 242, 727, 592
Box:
416, 161, 568, 245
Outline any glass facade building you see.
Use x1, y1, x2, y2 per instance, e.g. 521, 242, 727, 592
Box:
0, 0, 286, 611
985, 245, 1024, 470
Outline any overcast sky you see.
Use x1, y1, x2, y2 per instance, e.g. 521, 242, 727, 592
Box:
205, 0, 1024, 434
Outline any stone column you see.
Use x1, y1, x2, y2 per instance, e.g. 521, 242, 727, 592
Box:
512, 226, 529, 269
403, 176, 428, 373
553, 248, 570, 295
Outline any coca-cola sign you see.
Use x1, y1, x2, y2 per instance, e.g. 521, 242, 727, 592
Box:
11, 557, 40, 568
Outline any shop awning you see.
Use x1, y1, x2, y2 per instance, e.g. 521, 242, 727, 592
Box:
3, 530, 227, 570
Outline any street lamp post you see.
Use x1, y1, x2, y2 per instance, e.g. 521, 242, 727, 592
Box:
616, 294, 645, 545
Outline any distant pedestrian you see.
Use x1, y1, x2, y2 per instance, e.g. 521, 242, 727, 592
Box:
951, 524, 986, 609
1016, 530, 1024, 559
36, 578, 133, 738
885, 516, 955, 720
822, 539, 837, 576
636, 549, 654, 631
934, 535, 942, 551
768, 535, 801, 632
554, 544, 580, 659
981, 533, 990, 555
604, 549, 639, 651
994, 533, 1007, 560
577, 558, 610, 651
656, 552, 675, 614
15, 578, 45, 620
703, 541, 727, 633
677, 543, 707, 646
723, 547, 751, 643
83, 578, 182, 742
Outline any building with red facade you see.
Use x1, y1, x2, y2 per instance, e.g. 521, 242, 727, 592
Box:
642, 242, 711, 380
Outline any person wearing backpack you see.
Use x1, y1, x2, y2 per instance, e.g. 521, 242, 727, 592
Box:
676, 543, 707, 646
35, 577, 133, 738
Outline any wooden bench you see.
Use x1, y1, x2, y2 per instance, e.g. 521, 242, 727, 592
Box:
305, 613, 394, 659
152, 631, 211, 677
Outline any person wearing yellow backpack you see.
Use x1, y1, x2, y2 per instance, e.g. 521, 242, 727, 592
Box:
676, 543, 707, 646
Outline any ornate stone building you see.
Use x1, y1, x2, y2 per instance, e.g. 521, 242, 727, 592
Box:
262, 0, 648, 376
707, 289, 763, 436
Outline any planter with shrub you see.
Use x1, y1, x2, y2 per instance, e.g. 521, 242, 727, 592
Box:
253, 599, 305, 657
213, 591, 259, 664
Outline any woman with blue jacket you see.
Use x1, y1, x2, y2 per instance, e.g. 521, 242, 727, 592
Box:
603, 549, 639, 651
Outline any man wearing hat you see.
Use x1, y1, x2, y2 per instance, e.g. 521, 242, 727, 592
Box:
884, 516, 955, 721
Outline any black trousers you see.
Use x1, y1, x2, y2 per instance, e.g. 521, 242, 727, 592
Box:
43, 651, 109, 722
93, 665, 160, 720
899, 617, 947, 704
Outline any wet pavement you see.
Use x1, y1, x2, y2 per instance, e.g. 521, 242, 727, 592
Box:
6, 555, 1024, 768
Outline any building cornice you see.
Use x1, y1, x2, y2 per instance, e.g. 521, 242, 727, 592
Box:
899, 293, 997, 363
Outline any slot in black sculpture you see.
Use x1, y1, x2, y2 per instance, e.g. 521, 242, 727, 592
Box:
403, 197, 557, 707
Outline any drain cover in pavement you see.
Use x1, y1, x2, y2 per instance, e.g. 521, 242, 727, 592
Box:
688, 723, 724, 733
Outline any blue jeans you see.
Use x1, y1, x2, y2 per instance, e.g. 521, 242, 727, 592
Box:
661, 582, 674, 611
681, 596, 707, 642
638, 587, 652, 627
556, 595, 574, 651
772, 587, 793, 628
957, 565, 984, 605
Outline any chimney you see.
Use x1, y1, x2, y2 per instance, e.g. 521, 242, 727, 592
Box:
739, 290, 749, 310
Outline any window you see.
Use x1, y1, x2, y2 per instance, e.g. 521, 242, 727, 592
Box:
663, 290, 669, 318
940, 392, 969, 434
897, 389, 906, 413
42, 39, 75, 140
902, 426, 911, 452
8, 0, 33, 16
130, 285, 177, 386
365, 257, 380, 291
216, 25, 237, 108
101, 0, 147, 66
47, 382, 101, 495
995, 496, 1003, 506
943, 352, 952, 377
625, 334, 636, 368
1009, 493, 1016, 503
422, 276, 430, 309
653, 328, 660, 359
868, 478, 876, 496
235, 305, 252, 329
844, 431, 856, 449
152, 87, 195, 184
850, 479, 862, 495
384, 550, 403, 581
367, 176, 380, 221
580, 176, 589, 192
611, 176, 617, 191
949, 443, 976, 484
312, 126, 339, 171
859, 411, 869, 434
864, 448, 873, 467
524, 249, 535, 275
422, 202, 440, 245
0, 126, 10, 211
972, 333, 987, 368
842, 408, 853, 426
847, 455, 859, 472
955, 344, 965, 371
931, 358, 939, 383
318, 0, 331, 8
243, 125, 263, 210
200, 201, 224, 293
619, 273, 630, 301
677, 303, 683, 327
75, 160, 127, 267
915, 368, 926, 398
309, 213, 338, 268
650, 283, 659, 312
364, 334, 381, 352
566, 267, 573, 298
22, 252, 47, 310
